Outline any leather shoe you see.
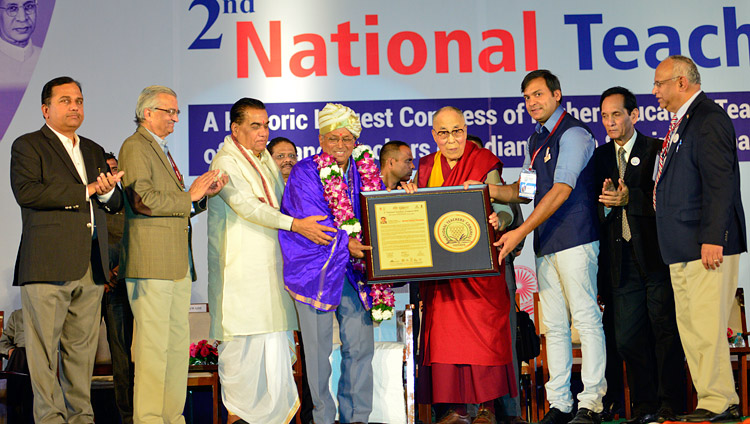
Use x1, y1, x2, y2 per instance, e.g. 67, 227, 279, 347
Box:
536, 408, 573, 424
622, 413, 657, 424
503, 416, 529, 424
678, 405, 740, 423
437, 409, 472, 424
568, 408, 601, 424
654, 406, 676, 423
473, 409, 498, 424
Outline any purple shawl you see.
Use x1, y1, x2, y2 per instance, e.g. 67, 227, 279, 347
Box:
279, 156, 371, 311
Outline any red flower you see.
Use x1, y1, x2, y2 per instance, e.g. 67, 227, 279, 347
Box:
200, 345, 210, 357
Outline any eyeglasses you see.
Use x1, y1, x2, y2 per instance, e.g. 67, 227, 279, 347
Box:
154, 107, 180, 117
434, 127, 465, 141
274, 153, 297, 160
325, 136, 355, 145
0, 1, 36, 17
653, 76, 681, 88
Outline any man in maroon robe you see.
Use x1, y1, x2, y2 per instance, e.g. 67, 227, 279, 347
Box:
416, 106, 516, 424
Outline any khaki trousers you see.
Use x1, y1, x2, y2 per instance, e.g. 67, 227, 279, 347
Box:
669, 254, 740, 413
127, 270, 191, 424
21, 264, 104, 424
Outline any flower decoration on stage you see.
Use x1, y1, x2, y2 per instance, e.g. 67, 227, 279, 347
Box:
189, 339, 218, 366
370, 283, 396, 322
315, 144, 395, 321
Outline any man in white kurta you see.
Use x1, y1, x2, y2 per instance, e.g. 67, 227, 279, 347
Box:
207, 98, 334, 424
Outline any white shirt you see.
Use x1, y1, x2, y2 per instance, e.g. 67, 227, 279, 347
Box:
613, 129, 637, 164
47, 124, 114, 235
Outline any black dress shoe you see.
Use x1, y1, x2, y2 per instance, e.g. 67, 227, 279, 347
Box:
678, 405, 740, 423
568, 408, 601, 424
536, 408, 573, 424
623, 413, 657, 424
654, 406, 676, 423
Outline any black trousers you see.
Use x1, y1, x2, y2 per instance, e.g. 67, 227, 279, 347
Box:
5, 346, 34, 423
612, 242, 686, 414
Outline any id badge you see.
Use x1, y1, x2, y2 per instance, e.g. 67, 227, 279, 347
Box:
519, 168, 537, 200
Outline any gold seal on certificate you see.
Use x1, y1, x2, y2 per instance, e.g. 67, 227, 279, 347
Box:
433, 211, 481, 253
374, 201, 434, 270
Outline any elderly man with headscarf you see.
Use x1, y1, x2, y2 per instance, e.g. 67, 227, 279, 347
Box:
280, 103, 380, 424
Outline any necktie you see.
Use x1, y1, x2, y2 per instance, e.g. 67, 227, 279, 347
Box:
652, 115, 679, 210
617, 147, 631, 242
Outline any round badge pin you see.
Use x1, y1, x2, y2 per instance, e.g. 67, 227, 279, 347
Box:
670, 133, 679, 144
630, 156, 640, 166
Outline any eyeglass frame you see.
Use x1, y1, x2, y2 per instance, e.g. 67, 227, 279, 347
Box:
323, 135, 355, 145
0, 0, 37, 18
153, 107, 181, 117
433, 126, 466, 141
653, 76, 682, 88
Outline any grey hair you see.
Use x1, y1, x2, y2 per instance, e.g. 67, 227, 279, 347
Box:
134, 85, 177, 124
668, 55, 701, 85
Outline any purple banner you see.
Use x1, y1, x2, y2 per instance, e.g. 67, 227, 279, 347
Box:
188, 91, 750, 176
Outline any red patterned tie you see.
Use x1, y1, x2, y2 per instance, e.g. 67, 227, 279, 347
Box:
652, 115, 679, 210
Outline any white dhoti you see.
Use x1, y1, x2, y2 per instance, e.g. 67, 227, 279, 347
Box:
218, 332, 300, 423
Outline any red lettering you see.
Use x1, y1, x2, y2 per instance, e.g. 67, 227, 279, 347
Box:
387, 31, 427, 75
331, 22, 360, 76
523, 11, 539, 70
290, 33, 327, 77
479, 29, 516, 72
365, 14, 379, 75
236, 21, 281, 78
435, 30, 472, 73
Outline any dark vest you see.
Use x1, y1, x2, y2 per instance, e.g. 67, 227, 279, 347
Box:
530, 112, 599, 256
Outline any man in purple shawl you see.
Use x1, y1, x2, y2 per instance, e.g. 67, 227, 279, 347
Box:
279, 103, 375, 424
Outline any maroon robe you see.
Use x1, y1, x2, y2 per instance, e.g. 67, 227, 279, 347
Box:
416, 141, 516, 404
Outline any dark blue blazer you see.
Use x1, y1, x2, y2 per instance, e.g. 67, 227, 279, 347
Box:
654, 92, 747, 265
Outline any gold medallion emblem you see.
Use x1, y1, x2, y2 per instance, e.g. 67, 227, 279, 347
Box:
433, 211, 481, 253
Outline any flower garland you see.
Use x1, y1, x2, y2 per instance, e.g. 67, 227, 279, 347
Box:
315, 145, 395, 322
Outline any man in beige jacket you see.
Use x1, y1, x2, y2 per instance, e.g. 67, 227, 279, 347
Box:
118, 85, 227, 424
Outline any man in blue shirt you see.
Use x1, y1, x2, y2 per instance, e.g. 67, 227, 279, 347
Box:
479, 70, 606, 424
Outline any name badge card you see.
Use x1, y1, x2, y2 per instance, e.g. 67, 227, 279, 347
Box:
519, 169, 537, 200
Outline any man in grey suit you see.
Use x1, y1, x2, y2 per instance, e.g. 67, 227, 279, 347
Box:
10, 76, 124, 423
118, 85, 227, 424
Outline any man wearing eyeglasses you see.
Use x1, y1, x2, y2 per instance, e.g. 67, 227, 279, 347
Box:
415, 106, 516, 424
279, 103, 377, 424
118, 85, 228, 423
651, 55, 745, 423
267, 136, 298, 183
476, 70, 605, 424
0, 0, 40, 89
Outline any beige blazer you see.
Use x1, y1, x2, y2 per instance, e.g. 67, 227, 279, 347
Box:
118, 126, 206, 281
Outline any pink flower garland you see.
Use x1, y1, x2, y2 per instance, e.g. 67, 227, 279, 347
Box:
315, 145, 395, 322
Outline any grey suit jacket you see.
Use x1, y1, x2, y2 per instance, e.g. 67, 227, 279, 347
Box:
118, 126, 206, 281
10, 125, 123, 285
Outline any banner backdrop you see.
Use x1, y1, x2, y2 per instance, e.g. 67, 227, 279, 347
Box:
1, 1, 748, 322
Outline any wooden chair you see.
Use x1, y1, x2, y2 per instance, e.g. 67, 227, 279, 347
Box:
685, 288, 749, 416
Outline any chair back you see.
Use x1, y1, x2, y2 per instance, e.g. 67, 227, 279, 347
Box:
728, 288, 747, 336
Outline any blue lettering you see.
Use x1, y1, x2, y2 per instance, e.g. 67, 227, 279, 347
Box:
564, 14, 603, 70
724, 7, 750, 67
645, 26, 680, 68
689, 25, 720, 68
603, 27, 639, 70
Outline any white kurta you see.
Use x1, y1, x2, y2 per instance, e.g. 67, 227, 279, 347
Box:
207, 137, 297, 340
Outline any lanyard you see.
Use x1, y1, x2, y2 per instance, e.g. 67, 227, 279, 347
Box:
529, 110, 567, 170
166, 150, 184, 188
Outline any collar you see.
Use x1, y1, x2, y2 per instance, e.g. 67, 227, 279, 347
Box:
0, 39, 34, 62
674, 90, 702, 122
143, 126, 168, 153
536, 105, 565, 134
614, 129, 637, 158
46, 123, 80, 146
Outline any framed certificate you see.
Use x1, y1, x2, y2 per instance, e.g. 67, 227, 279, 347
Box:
360, 185, 501, 283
